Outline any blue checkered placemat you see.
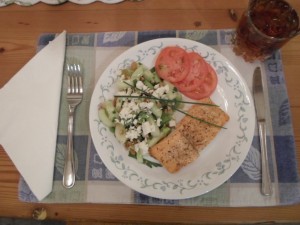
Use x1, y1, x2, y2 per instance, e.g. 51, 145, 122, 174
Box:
19, 30, 300, 206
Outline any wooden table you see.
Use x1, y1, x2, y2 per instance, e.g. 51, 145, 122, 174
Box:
0, 0, 300, 224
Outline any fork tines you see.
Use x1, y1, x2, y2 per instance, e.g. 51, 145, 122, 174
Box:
68, 75, 83, 94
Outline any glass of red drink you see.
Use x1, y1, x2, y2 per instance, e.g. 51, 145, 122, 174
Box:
233, 0, 299, 62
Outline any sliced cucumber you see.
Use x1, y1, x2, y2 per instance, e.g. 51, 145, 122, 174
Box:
174, 93, 184, 108
148, 116, 160, 137
151, 103, 162, 118
143, 69, 155, 83
161, 112, 172, 126
166, 83, 178, 100
98, 108, 114, 127
143, 79, 154, 89
102, 100, 117, 121
136, 149, 144, 164
152, 71, 161, 83
116, 79, 133, 90
147, 127, 171, 147
151, 124, 160, 137
137, 111, 150, 123
115, 123, 127, 144
131, 66, 144, 80
163, 80, 174, 90
115, 97, 123, 112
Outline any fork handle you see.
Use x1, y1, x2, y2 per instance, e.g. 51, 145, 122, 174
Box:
63, 107, 76, 188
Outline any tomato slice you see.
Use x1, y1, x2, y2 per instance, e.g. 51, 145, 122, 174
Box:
155, 46, 190, 83
181, 63, 218, 100
174, 52, 209, 92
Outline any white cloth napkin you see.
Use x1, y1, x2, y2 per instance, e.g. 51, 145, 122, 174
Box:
0, 31, 66, 201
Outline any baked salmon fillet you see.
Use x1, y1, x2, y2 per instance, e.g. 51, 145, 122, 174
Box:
149, 98, 229, 173
148, 130, 199, 173
177, 98, 230, 150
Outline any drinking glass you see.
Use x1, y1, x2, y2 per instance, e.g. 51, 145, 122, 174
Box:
233, 0, 300, 62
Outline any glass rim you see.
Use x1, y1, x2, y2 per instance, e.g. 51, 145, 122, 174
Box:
246, 0, 299, 41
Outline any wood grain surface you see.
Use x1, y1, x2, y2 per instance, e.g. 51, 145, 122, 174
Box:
0, 0, 300, 224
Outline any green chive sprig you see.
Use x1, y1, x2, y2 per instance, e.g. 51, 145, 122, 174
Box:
116, 81, 226, 129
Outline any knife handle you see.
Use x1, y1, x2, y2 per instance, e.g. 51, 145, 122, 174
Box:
258, 121, 272, 196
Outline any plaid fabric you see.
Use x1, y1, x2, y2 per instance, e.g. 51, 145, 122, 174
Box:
19, 30, 300, 206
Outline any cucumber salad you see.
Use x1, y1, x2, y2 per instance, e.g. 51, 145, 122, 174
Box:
98, 62, 183, 167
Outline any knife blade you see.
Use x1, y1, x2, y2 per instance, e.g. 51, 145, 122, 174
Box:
253, 67, 272, 196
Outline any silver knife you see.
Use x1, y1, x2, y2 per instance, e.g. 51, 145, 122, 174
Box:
253, 67, 272, 196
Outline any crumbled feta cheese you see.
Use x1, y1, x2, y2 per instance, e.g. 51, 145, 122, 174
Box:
152, 85, 169, 98
119, 105, 131, 120
136, 80, 148, 91
129, 100, 140, 112
139, 101, 154, 110
154, 84, 160, 89
134, 140, 149, 155
114, 119, 125, 125
125, 125, 142, 141
119, 100, 140, 120
125, 128, 140, 141
136, 125, 142, 134
142, 121, 155, 137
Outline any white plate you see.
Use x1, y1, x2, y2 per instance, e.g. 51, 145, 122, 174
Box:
89, 38, 255, 199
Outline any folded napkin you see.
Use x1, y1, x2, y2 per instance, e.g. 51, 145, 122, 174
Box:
0, 31, 66, 201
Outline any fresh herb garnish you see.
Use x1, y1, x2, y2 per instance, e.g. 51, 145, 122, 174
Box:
114, 95, 218, 107
174, 108, 226, 129
116, 81, 226, 129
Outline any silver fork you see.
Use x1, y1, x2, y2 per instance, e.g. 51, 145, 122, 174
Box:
62, 63, 83, 188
